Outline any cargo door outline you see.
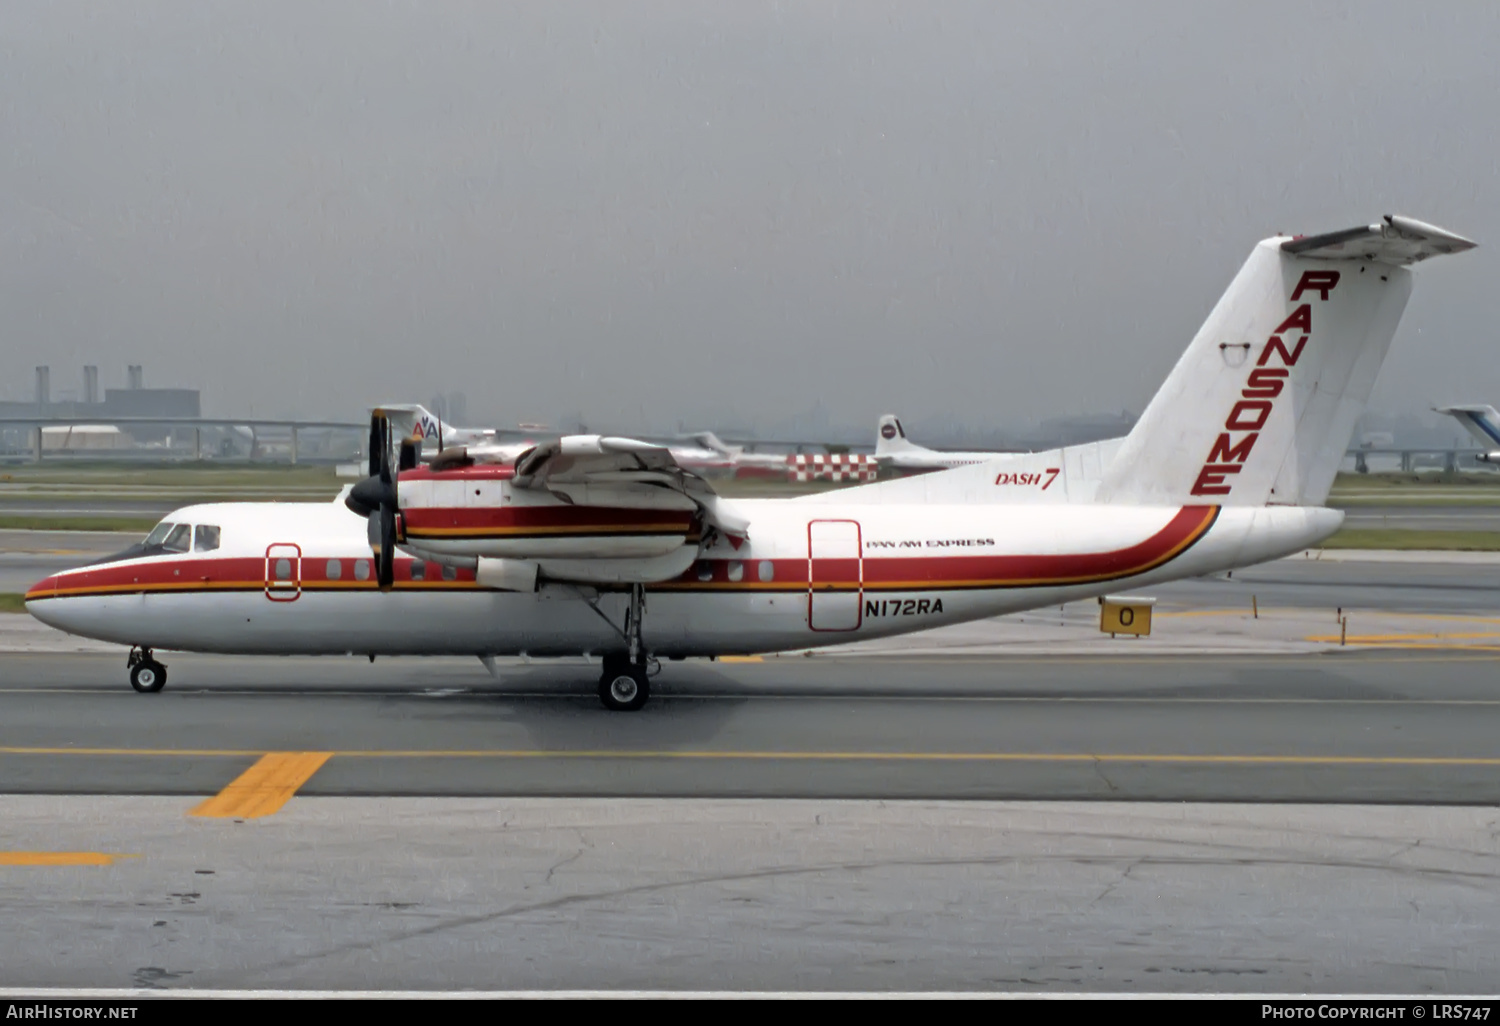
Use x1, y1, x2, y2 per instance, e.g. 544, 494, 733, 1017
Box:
807, 519, 862, 631
265, 543, 302, 602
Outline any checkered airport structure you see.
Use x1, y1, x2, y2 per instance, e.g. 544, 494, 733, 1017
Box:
787, 453, 879, 482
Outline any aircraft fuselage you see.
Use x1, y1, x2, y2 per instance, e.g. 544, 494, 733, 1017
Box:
26, 498, 1339, 658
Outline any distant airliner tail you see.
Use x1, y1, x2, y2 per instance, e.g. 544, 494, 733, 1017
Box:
375, 404, 448, 452
875, 415, 927, 457
687, 431, 736, 456
1435, 405, 1500, 449
1094, 216, 1476, 508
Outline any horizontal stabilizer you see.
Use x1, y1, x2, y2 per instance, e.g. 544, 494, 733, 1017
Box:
1281, 215, 1476, 265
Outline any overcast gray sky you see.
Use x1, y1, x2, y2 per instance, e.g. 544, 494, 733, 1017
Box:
2, 2, 1497, 437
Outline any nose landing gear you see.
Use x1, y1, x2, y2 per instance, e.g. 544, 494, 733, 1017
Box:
127, 647, 167, 693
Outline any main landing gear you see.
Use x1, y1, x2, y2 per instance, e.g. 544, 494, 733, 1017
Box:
598, 656, 650, 712
127, 647, 167, 694
596, 584, 653, 712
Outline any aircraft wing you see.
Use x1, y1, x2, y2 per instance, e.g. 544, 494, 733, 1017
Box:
512, 434, 750, 538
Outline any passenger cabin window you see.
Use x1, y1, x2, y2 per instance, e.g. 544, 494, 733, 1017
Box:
410, 561, 425, 580
354, 559, 370, 581
327, 559, 342, 580
194, 525, 221, 552
162, 524, 191, 553
442, 565, 456, 581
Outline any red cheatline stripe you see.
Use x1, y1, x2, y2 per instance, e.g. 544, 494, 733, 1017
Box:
27, 507, 1218, 600
661, 506, 1218, 591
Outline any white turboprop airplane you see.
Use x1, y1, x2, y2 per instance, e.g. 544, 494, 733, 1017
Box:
1434, 405, 1500, 465
874, 414, 1031, 472
27, 215, 1475, 711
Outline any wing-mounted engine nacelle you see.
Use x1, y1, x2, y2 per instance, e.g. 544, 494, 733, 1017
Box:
397, 542, 701, 590
1479, 452, 1500, 465
389, 429, 747, 588
394, 460, 707, 586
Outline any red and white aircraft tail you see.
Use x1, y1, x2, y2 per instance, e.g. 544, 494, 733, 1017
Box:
841, 215, 1475, 508
1097, 216, 1474, 508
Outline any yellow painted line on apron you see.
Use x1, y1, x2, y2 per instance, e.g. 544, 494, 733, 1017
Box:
719, 656, 763, 663
0, 852, 133, 866
1159, 610, 1500, 625
1307, 632, 1500, 643
0, 746, 1498, 768
190, 752, 331, 819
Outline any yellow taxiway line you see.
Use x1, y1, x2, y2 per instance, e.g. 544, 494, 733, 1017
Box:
0, 852, 132, 866
189, 751, 331, 819
0, 746, 1497, 768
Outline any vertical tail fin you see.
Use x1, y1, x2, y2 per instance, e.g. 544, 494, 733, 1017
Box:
875, 415, 925, 456
1096, 216, 1475, 508
1435, 405, 1500, 449
374, 404, 447, 452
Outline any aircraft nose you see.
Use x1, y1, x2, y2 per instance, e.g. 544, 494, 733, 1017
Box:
25, 574, 60, 602
24, 573, 65, 628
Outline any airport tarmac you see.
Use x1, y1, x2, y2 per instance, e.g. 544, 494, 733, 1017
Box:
1341, 504, 1500, 531
1, 796, 1495, 993
0, 648, 1498, 992
3, 647, 1500, 803
4, 539, 1500, 992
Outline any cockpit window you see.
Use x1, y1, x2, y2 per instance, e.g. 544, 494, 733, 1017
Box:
194, 525, 221, 552
144, 523, 176, 547
162, 524, 191, 553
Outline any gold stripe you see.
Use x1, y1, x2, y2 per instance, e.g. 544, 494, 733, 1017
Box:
32, 579, 490, 599
189, 752, 331, 819
0, 852, 127, 866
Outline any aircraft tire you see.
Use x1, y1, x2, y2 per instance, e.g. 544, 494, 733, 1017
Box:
130, 660, 167, 694
598, 666, 649, 712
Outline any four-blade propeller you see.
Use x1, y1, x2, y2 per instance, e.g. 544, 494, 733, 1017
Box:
345, 410, 419, 590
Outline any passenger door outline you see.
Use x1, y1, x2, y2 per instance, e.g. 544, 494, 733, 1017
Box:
265, 543, 302, 602
807, 519, 862, 631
